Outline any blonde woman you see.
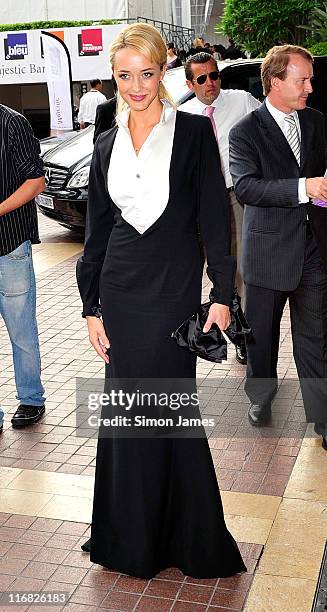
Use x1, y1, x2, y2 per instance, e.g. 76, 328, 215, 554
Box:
77, 23, 245, 579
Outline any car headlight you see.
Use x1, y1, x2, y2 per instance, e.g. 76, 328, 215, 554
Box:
67, 167, 90, 188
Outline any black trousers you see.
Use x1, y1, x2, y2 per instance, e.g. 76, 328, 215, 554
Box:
245, 227, 327, 431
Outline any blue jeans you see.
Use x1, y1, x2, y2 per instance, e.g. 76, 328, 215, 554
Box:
0, 241, 45, 411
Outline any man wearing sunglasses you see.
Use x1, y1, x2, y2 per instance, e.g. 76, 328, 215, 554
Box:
181, 52, 260, 366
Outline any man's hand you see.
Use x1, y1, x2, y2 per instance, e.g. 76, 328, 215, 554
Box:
305, 177, 327, 200
203, 303, 231, 333
86, 316, 110, 364
0, 177, 45, 217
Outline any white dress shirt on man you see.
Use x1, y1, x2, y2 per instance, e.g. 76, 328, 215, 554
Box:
107, 102, 177, 234
265, 97, 308, 203
181, 89, 260, 188
77, 89, 106, 125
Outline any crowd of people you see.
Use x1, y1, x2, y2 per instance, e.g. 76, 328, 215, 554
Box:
0, 21, 327, 584
168, 36, 245, 67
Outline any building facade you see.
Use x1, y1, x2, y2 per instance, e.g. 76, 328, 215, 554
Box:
2, 0, 226, 44
0, 0, 128, 23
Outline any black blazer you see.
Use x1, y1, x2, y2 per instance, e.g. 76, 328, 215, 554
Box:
229, 102, 327, 290
93, 96, 117, 144
77, 110, 236, 314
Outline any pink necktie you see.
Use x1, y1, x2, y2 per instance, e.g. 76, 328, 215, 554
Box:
203, 105, 218, 141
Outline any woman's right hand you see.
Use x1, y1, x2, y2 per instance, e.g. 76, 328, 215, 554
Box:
86, 316, 110, 364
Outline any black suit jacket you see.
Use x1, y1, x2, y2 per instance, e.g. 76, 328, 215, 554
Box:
77, 111, 236, 314
229, 102, 327, 290
93, 96, 117, 144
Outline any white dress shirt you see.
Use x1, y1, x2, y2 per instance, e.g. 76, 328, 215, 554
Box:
77, 89, 106, 124
265, 97, 308, 203
107, 102, 177, 234
181, 89, 260, 188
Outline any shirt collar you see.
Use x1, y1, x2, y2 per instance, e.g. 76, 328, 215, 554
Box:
116, 99, 175, 130
211, 91, 224, 108
266, 97, 298, 126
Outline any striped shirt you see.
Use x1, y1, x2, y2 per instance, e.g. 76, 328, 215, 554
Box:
0, 104, 44, 256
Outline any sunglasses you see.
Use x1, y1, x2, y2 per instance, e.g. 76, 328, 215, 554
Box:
194, 71, 220, 85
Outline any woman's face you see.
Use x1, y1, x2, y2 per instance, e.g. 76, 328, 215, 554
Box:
113, 47, 165, 113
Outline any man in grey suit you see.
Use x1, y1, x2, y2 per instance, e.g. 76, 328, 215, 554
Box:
229, 45, 327, 450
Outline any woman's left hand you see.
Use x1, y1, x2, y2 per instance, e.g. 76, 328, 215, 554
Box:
203, 303, 231, 332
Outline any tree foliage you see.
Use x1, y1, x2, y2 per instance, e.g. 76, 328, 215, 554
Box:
298, 3, 327, 41
216, 0, 323, 57
0, 20, 117, 33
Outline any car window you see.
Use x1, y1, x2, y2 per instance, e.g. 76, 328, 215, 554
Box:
220, 63, 264, 101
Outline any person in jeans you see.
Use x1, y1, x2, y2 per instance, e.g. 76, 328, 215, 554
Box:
0, 104, 45, 430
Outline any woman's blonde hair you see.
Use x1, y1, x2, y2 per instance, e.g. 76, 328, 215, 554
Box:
193, 37, 203, 48
110, 23, 175, 113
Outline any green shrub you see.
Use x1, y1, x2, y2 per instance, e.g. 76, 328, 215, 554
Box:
308, 41, 327, 54
0, 20, 116, 33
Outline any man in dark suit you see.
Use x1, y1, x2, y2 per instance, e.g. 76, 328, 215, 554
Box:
93, 95, 117, 144
229, 45, 327, 450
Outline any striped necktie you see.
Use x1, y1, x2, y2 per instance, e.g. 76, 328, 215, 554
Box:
285, 114, 300, 165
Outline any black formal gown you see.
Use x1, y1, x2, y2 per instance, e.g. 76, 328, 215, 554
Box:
76, 110, 246, 579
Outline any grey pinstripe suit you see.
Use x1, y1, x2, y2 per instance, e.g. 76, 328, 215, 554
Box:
229, 102, 327, 430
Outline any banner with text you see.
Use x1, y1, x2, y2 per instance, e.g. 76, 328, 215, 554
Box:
0, 24, 125, 85
41, 31, 73, 131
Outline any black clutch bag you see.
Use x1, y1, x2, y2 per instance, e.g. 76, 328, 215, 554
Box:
171, 291, 251, 363
225, 291, 251, 343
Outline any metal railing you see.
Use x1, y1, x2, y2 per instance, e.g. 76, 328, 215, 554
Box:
117, 17, 195, 52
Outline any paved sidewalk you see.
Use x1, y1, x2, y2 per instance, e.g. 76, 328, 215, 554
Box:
0, 213, 326, 611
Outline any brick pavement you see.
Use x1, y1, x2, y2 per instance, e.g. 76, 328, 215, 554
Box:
0, 512, 262, 611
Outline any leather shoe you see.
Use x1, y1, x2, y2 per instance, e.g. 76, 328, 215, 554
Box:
248, 403, 271, 426
235, 341, 247, 365
11, 405, 45, 429
322, 436, 327, 451
81, 538, 91, 552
